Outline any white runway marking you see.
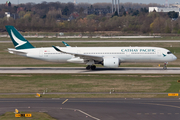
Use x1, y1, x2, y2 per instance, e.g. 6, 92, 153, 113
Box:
62, 108, 100, 120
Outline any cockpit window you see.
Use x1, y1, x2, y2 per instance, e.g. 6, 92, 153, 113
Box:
167, 52, 172, 54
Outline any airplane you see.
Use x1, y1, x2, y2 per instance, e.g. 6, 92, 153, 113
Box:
6, 25, 177, 70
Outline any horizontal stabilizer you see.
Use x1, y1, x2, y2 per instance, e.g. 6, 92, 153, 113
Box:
8, 48, 27, 55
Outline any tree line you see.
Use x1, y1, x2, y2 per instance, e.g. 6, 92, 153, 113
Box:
0, 2, 179, 34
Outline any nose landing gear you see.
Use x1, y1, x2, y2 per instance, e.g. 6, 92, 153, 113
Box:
163, 62, 168, 70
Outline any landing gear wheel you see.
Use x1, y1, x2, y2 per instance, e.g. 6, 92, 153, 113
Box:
86, 65, 91, 70
163, 66, 167, 70
163, 62, 167, 70
91, 65, 96, 70
86, 65, 96, 70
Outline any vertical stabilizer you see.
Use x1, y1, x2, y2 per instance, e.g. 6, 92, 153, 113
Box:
5, 26, 34, 49
62, 41, 71, 47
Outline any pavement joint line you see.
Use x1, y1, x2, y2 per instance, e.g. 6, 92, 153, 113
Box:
140, 103, 180, 109
52, 98, 60, 100
138, 113, 180, 115
133, 98, 141, 99
39, 111, 48, 112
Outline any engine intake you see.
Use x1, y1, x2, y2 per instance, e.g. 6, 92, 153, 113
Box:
103, 57, 120, 68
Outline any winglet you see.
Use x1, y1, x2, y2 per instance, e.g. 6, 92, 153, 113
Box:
62, 41, 71, 47
52, 46, 61, 52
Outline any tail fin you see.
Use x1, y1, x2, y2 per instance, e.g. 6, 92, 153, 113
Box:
62, 41, 71, 47
5, 26, 34, 49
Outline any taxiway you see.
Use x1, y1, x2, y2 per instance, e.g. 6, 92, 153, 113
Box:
0, 98, 180, 120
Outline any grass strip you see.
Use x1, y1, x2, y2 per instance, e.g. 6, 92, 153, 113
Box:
0, 74, 179, 94
0, 112, 56, 120
0, 94, 178, 98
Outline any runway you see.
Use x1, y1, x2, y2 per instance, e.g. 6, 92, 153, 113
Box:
0, 67, 180, 74
0, 98, 180, 120
1, 40, 180, 43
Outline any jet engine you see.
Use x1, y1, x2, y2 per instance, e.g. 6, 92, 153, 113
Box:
103, 57, 120, 68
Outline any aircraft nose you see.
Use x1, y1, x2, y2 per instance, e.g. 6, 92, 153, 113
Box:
173, 55, 177, 60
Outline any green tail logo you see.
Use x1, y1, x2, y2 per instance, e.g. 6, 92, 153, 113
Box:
62, 41, 70, 47
5, 26, 34, 49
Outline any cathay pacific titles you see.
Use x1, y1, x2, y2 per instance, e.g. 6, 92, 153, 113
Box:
121, 49, 156, 52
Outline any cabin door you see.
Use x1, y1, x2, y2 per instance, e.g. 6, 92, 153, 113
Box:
39, 50, 43, 57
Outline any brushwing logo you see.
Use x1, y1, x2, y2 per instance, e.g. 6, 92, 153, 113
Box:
11, 30, 27, 48
163, 53, 167, 57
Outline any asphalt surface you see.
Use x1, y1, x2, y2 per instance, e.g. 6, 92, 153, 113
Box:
1, 40, 180, 43
0, 67, 180, 74
0, 98, 180, 120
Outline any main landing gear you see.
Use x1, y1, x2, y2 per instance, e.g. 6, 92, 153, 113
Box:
163, 62, 167, 70
86, 65, 96, 70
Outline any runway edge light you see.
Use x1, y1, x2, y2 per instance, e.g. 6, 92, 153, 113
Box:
168, 93, 179, 96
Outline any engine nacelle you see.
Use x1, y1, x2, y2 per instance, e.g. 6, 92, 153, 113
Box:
103, 57, 120, 68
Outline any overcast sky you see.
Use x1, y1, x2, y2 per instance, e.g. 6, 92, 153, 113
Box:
0, 0, 178, 5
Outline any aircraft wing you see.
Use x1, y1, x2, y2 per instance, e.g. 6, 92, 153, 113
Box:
8, 48, 27, 55
52, 46, 103, 61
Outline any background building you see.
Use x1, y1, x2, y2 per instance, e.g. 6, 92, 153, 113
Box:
149, 4, 180, 16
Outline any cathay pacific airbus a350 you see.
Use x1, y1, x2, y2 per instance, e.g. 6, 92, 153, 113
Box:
6, 26, 177, 70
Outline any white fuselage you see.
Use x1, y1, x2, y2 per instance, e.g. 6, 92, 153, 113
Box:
12, 46, 177, 64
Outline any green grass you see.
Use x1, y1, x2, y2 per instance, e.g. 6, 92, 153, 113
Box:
0, 74, 179, 94
0, 93, 178, 98
0, 94, 158, 98
0, 74, 178, 98
0, 112, 56, 120
166, 80, 180, 92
